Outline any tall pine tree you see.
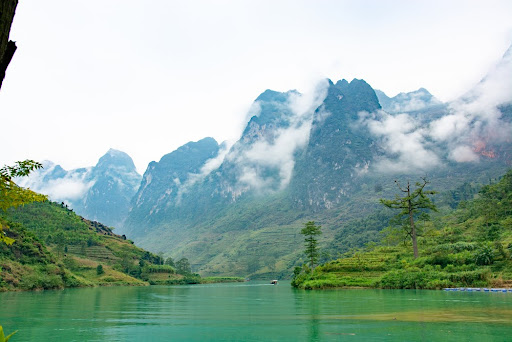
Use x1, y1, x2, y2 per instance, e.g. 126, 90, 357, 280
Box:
380, 178, 437, 258
301, 221, 322, 268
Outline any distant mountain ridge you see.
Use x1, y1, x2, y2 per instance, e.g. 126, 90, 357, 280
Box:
18, 149, 141, 228
375, 88, 443, 113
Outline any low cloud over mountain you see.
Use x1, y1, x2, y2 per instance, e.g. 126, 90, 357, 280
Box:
19, 149, 141, 228
361, 45, 512, 173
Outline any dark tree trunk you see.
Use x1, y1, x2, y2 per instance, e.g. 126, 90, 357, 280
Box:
0, 0, 18, 90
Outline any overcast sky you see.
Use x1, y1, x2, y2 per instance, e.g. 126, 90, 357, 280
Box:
1, 0, 511, 174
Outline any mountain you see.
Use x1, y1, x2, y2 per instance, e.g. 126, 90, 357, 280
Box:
18, 149, 141, 228
22, 46, 511, 280
127, 137, 220, 229
122, 59, 512, 279
289, 79, 381, 210
375, 88, 443, 113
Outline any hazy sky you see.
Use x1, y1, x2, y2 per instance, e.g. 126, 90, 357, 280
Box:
1, 0, 511, 174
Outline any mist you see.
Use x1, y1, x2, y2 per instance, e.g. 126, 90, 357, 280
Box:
17, 163, 95, 205
232, 80, 329, 192
358, 45, 512, 174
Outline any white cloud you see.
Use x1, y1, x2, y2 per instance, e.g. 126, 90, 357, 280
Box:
388, 89, 442, 113
233, 79, 329, 191
449, 145, 480, 163
428, 47, 512, 161
360, 45, 512, 172
429, 113, 471, 142
241, 121, 312, 189
176, 142, 234, 201
40, 177, 95, 202
362, 111, 441, 173
17, 163, 95, 203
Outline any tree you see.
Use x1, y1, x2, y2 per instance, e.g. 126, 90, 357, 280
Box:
164, 257, 175, 267
96, 264, 104, 275
175, 258, 191, 275
0, 0, 19, 91
0, 160, 47, 244
300, 221, 322, 268
380, 177, 437, 258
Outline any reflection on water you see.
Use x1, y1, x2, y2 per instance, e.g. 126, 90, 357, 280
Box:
1, 282, 512, 341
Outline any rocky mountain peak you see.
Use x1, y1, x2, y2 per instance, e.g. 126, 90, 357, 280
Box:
96, 148, 138, 172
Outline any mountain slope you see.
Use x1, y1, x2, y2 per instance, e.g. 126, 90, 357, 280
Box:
18, 149, 141, 228
0, 201, 163, 290
125, 137, 220, 233
290, 79, 381, 210
292, 169, 512, 290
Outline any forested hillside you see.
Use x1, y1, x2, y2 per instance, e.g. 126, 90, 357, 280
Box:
292, 169, 512, 289
0, 201, 186, 291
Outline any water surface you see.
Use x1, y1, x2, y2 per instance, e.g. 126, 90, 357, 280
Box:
1, 282, 512, 341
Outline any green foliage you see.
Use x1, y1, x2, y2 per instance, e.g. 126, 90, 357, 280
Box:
0, 160, 47, 245
164, 257, 175, 267
0, 325, 18, 342
328, 209, 392, 255
300, 221, 322, 268
142, 264, 175, 274
175, 258, 191, 275
293, 170, 512, 290
0, 200, 176, 291
380, 178, 437, 258
199, 277, 245, 284
377, 268, 489, 289
438, 182, 480, 209
96, 264, 104, 275
474, 243, 494, 266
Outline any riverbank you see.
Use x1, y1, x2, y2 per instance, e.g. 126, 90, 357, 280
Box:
291, 245, 500, 290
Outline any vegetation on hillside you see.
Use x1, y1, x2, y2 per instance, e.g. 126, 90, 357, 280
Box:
0, 200, 241, 291
292, 169, 512, 290
0, 160, 47, 244
379, 177, 437, 258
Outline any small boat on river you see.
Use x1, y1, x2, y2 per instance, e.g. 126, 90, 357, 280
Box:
271, 280, 278, 285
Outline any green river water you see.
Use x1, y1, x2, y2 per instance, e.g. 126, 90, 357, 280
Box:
1, 282, 512, 341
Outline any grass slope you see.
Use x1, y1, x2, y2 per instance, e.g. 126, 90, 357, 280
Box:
0, 201, 174, 291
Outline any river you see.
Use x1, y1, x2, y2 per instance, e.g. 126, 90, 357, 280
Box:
1, 282, 512, 341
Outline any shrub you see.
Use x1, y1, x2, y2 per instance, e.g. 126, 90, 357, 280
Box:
96, 264, 104, 275
101, 276, 116, 283
474, 244, 494, 265
426, 278, 453, 289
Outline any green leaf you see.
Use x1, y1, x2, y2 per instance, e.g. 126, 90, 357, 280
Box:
0, 233, 15, 246
0, 325, 18, 342
5, 330, 18, 342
